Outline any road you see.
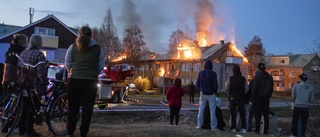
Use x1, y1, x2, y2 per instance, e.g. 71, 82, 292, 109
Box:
93, 96, 292, 112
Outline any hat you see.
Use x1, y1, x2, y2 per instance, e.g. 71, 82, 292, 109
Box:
299, 74, 308, 81
258, 63, 265, 71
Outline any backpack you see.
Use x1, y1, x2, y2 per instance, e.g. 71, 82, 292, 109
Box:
4, 51, 18, 64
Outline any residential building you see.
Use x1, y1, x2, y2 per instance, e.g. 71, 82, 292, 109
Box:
265, 54, 320, 92
0, 15, 77, 63
130, 41, 249, 92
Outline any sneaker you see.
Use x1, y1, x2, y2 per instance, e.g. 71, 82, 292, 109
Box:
231, 129, 236, 132
196, 126, 201, 129
211, 128, 219, 132
241, 129, 246, 133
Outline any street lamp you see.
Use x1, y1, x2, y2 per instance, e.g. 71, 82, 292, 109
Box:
162, 57, 166, 103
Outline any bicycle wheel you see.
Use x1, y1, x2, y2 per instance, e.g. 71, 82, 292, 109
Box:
47, 91, 69, 136
0, 90, 22, 137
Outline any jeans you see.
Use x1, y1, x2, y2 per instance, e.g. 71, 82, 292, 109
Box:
253, 97, 270, 134
291, 107, 309, 136
229, 99, 246, 129
197, 93, 217, 129
246, 104, 254, 131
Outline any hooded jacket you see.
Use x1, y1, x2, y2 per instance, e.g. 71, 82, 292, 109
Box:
291, 81, 314, 108
2, 43, 25, 85
252, 71, 273, 99
196, 60, 218, 95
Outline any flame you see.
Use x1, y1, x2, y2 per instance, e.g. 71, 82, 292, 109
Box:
177, 40, 196, 59
196, 32, 207, 47
159, 68, 164, 76
230, 44, 248, 63
112, 55, 127, 62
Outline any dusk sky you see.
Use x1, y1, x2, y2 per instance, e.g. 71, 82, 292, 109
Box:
1, 0, 319, 55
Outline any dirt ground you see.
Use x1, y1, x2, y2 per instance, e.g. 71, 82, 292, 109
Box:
2, 110, 295, 137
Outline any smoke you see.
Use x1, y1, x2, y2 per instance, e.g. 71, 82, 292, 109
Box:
194, 0, 214, 33
121, 0, 142, 28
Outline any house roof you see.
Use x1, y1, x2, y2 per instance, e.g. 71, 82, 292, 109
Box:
0, 14, 77, 39
0, 24, 22, 37
265, 54, 319, 68
149, 43, 226, 61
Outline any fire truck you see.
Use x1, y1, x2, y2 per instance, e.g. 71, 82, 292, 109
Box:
96, 64, 134, 106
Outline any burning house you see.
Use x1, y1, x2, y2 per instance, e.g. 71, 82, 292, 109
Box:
131, 39, 248, 92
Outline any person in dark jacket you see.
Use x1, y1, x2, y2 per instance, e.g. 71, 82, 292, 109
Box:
291, 74, 314, 137
65, 26, 105, 137
251, 63, 273, 135
189, 82, 195, 104
166, 78, 184, 126
196, 60, 219, 131
226, 65, 248, 133
2, 34, 28, 93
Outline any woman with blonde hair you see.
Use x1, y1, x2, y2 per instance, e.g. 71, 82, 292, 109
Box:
65, 25, 105, 137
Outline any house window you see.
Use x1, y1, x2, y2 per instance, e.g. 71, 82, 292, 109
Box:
35, 27, 55, 36
193, 63, 200, 71
182, 63, 190, 71
279, 59, 285, 64
276, 82, 284, 87
170, 64, 175, 71
289, 71, 295, 77
155, 64, 160, 70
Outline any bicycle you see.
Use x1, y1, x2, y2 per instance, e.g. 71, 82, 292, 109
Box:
0, 54, 71, 137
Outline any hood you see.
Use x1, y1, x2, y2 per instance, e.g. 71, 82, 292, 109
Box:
204, 60, 213, 70
232, 65, 242, 76
8, 43, 25, 53
89, 39, 97, 47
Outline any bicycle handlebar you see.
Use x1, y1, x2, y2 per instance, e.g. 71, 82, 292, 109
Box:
15, 53, 46, 68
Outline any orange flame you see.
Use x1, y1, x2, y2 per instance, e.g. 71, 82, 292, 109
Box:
230, 43, 248, 63
196, 32, 207, 47
159, 68, 164, 76
177, 40, 196, 59
112, 55, 127, 62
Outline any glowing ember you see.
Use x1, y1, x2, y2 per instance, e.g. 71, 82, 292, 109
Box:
112, 55, 127, 62
196, 32, 207, 47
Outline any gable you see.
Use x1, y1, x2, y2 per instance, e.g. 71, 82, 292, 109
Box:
0, 15, 77, 49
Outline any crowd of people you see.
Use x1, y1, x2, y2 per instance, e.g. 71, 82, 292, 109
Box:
0, 26, 315, 137
166, 60, 314, 137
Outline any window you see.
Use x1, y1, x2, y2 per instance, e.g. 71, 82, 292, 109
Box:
182, 63, 190, 71
193, 63, 200, 71
35, 27, 55, 36
155, 64, 160, 70
289, 71, 295, 77
276, 82, 284, 87
170, 64, 175, 70
145, 64, 149, 70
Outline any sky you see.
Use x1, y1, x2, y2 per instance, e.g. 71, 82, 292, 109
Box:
1, 0, 320, 55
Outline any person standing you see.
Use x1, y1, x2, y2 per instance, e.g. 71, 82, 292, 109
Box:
251, 63, 273, 135
291, 74, 314, 137
189, 82, 195, 104
166, 78, 184, 126
226, 65, 248, 133
196, 60, 219, 131
2, 34, 28, 95
65, 26, 105, 137
245, 71, 259, 132
17, 34, 47, 137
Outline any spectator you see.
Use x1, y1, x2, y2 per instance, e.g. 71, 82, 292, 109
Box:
196, 60, 219, 132
2, 34, 28, 94
17, 34, 47, 137
251, 63, 273, 135
245, 70, 259, 132
166, 78, 184, 126
0, 63, 4, 96
189, 82, 195, 104
226, 65, 248, 133
65, 26, 105, 137
291, 74, 314, 137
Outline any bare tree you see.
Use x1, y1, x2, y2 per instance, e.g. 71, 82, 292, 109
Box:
167, 29, 189, 54
98, 8, 122, 64
244, 35, 266, 76
122, 25, 147, 63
